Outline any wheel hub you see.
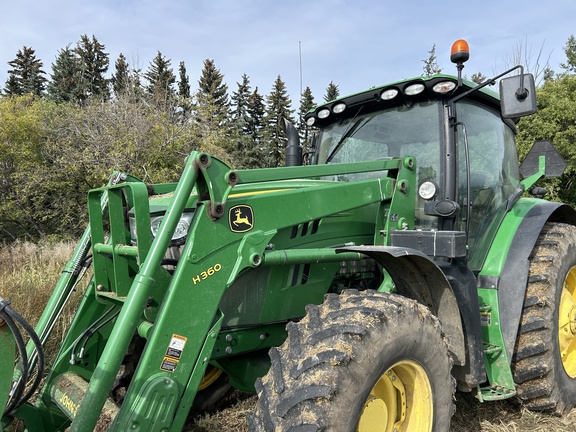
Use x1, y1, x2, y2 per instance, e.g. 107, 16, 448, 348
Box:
559, 266, 576, 378
358, 360, 432, 432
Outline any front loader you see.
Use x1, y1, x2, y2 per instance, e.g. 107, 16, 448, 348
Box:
2, 40, 576, 432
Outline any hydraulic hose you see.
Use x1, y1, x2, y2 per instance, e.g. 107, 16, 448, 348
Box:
0, 296, 45, 415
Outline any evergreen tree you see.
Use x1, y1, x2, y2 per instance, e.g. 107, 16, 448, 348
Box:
298, 86, 316, 161
144, 51, 176, 106
47, 45, 82, 103
324, 81, 340, 102
423, 44, 442, 77
190, 60, 232, 159
230, 74, 263, 168
198, 59, 229, 108
263, 75, 295, 167
111, 53, 130, 96
74, 34, 110, 101
245, 86, 266, 168
231, 74, 251, 129
4, 46, 47, 96
4, 75, 20, 96
196, 59, 230, 138
176, 61, 192, 116
178, 61, 190, 99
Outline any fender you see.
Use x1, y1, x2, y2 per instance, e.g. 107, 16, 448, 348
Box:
337, 245, 466, 365
479, 199, 576, 362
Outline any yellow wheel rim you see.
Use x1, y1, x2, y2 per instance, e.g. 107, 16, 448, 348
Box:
198, 365, 223, 391
559, 266, 576, 378
358, 360, 433, 432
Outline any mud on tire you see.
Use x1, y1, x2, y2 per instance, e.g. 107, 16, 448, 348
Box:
513, 222, 576, 414
248, 290, 454, 432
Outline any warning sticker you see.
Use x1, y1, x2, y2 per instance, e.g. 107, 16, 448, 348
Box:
166, 334, 187, 359
480, 312, 491, 326
160, 357, 178, 372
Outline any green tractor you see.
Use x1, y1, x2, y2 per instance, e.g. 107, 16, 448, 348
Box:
2, 40, 576, 432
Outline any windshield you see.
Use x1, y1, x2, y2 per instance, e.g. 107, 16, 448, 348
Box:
316, 101, 442, 229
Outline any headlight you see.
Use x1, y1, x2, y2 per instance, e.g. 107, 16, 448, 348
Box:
404, 83, 425, 96
418, 182, 437, 200
129, 211, 195, 243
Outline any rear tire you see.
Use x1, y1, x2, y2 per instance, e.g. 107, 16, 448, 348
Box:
513, 222, 576, 414
190, 366, 234, 415
248, 290, 454, 431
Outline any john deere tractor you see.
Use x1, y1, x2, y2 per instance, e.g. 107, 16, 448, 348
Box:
2, 40, 576, 432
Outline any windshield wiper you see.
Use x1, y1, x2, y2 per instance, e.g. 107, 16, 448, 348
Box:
326, 117, 370, 163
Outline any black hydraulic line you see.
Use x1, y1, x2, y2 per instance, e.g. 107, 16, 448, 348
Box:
0, 298, 28, 416
5, 304, 45, 411
70, 306, 117, 364
77, 309, 121, 359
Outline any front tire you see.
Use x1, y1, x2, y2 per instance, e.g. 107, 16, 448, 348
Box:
513, 222, 576, 414
248, 290, 454, 431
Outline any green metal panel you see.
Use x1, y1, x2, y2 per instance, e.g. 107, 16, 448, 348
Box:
476, 197, 545, 400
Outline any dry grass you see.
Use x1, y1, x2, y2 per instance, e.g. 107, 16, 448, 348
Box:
186, 392, 576, 432
2, 241, 576, 431
0, 240, 85, 364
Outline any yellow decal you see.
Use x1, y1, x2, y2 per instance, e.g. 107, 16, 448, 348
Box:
166, 334, 187, 359
160, 357, 178, 372
192, 263, 222, 285
229, 205, 254, 233
59, 393, 79, 417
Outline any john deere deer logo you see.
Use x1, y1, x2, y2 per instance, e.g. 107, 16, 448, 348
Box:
228, 205, 254, 233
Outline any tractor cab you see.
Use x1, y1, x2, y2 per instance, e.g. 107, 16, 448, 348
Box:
305, 41, 538, 270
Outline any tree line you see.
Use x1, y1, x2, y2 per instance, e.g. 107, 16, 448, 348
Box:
1, 34, 576, 242
0, 34, 342, 241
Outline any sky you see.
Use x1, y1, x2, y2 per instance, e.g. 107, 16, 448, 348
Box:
1, 0, 575, 106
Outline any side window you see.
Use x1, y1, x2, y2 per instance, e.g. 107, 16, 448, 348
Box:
456, 101, 520, 268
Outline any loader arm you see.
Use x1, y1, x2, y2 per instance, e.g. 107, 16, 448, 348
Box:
11, 152, 415, 431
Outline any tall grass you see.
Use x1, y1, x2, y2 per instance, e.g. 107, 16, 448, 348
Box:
0, 240, 85, 364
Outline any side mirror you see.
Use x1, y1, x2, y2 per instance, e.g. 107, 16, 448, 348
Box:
499, 73, 537, 119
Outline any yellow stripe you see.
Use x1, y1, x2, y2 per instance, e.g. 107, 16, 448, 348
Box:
229, 188, 294, 198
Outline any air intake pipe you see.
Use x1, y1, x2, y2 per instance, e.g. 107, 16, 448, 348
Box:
282, 118, 302, 166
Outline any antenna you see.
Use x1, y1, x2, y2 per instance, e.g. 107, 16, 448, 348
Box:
299, 41, 303, 98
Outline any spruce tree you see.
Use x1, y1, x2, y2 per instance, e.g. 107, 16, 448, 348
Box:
177, 61, 192, 116
4, 46, 47, 96
198, 59, 229, 108
74, 34, 110, 101
263, 75, 295, 167
245, 86, 266, 168
298, 86, 316, 161
196, 59, 230, 137
4, 75, 20, 96
191, 59, 232, 159
230, 74, 263, 168
47, 45, 82, 103
144, 51, 176, 106
178, 61, 190, 99
324, 81, 340, 102
112, 53, 130, 96
231, 74, 251, 131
